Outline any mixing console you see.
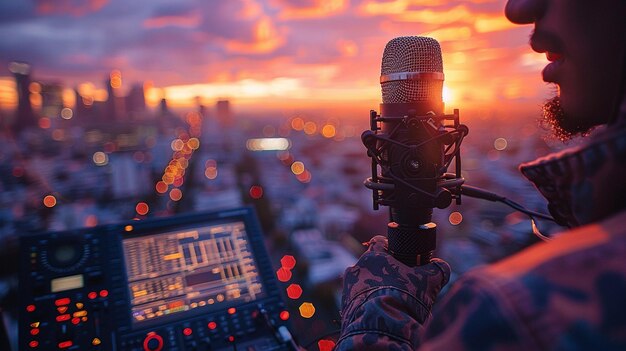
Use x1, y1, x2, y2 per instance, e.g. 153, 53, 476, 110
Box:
19, 207, 295, 350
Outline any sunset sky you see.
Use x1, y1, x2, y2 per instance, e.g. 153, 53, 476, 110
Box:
0, 0, 552, 115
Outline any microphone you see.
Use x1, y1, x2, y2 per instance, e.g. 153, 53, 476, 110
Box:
362, 36, 468, 266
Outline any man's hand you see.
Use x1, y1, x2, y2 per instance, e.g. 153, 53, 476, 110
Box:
341, 235, 450, 324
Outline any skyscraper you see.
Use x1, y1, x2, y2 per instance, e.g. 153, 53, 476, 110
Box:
9, 61, 38, 132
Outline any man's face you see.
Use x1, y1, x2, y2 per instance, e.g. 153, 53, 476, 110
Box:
505, 0, 625, 140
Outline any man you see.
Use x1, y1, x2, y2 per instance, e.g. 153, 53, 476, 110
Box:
337, 0, 626, 349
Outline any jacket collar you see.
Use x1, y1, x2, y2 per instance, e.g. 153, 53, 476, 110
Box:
519, 127, 626, 228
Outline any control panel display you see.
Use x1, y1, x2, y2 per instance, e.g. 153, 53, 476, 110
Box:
122, 221, 266, 324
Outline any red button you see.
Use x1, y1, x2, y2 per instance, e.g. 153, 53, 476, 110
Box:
99, 290, 109, 298
183, 327, 192, 336
55, 298, 70, 306
227, 307, 236, 315
29, 340, 38, 348
30, 328, 39, 336
88, 292, 97, 299
71, 317, 80, 325
56, 314, 71, 322
228, 335, 235, 342
26, 305, 36, 312
207, 321, 217, 330
58, 341, 73, 349
279, 310, 290, 321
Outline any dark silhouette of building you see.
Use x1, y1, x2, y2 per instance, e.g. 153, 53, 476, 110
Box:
126, 83, 146, 121
9, 61, 38, 132
105, 70, 125, 122
216, 100, 232, 128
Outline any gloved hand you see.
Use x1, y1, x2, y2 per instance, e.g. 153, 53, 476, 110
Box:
341, 235, 451, 325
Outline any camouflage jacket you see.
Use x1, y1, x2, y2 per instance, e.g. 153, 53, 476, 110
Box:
338, 127, 626, 350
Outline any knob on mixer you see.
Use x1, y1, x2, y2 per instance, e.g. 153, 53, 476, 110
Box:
143, 332, 164, 351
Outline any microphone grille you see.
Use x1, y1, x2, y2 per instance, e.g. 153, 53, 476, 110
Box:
381, 36, 443, 104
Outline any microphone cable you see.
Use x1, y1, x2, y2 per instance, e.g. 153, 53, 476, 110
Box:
453, 184, 558, 241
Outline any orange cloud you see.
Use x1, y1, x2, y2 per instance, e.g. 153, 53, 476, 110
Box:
223, 17, 286, 54
35, 0, 108, 16
474, 15, 517, 33
337, 39, 359, 57
360, 0, 449, 15
272, 0, 349, 20
143, 14, 202, 29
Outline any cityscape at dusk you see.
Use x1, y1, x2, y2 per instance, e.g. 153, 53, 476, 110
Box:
0, 0, 552, 113
0, 1, 575, 350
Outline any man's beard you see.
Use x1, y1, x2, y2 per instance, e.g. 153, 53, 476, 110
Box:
540, 95, 594, 141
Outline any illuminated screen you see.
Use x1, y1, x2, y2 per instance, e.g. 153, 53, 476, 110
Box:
122, 221, 265, 324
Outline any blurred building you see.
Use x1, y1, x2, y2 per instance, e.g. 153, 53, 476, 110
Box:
216, 100, 232, 128
9, 61, 37, 132
126, 83, 146, 121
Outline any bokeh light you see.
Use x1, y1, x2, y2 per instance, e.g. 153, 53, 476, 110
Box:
291, 161, 305, 175
169, 188, 183, 201
85, 215, 98, 227
171, 139, 184, 151
303, 121, 317, 135
280, 255, 296, 270
299, 302, 316, 318
318, 340, 336, 351
276, 267, 292, 282
249, 185, 263, 199
449, 211, 463, 225
93, 152, 108, 166
60, 108, 73, 120
494, 137, 508, 151
43, 195, 57, 208
296, 170, 312, 183
291, 117, 304, 131
286, 284, 303, 299
136, 202, 149, 216
188, 138, 200, 150
321, 124, 336, 138
38, 117, 51, 129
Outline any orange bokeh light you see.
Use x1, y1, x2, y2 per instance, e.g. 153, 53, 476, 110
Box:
303, 121, 317, 135
43, 195, 57, 208
155, 181, 168, 193
291, 161, 305, 175
170, 188, 183, 201
449, 211, 463, 225
136, 202, 149, 216
291, 117, 305, 131
321, 124, 336, 138
299, 302, 315, 319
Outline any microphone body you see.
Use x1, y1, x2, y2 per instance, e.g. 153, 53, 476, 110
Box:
363, 36, 467, 266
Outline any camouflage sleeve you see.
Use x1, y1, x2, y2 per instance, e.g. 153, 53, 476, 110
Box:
336, 235, 450, 350
419, 273, 535, 351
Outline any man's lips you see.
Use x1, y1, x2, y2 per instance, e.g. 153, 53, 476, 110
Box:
546, 52, 563, 62
542, 52, 564, 83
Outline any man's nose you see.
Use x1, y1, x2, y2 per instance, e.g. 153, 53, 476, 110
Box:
505, 0, 547, 24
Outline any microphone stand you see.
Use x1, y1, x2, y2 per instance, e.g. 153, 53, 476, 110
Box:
363, 108, 468, 267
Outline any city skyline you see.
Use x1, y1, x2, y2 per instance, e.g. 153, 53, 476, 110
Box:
0, 0, 553, 114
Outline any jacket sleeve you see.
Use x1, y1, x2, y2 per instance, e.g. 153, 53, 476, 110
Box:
335, 286, 428, 350
337, 273, 533, 351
